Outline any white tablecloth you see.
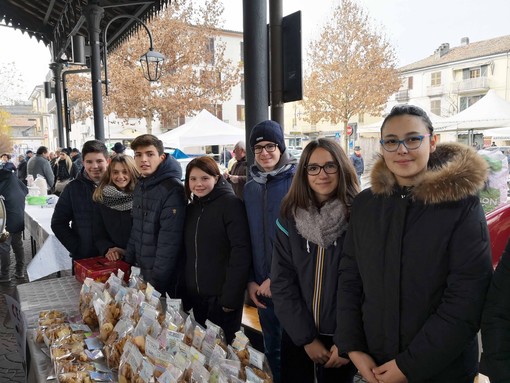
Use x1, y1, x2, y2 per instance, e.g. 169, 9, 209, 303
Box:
17, 277, 82, 382
24, 203, 72, 281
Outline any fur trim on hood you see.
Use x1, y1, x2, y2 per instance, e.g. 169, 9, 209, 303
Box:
370, 142, 488, 204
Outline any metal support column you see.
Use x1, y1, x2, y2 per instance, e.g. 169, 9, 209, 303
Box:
243, 0, 269, 167
84, 3, 105, 141
269, 0, 284, 126
49, 62, 65, 148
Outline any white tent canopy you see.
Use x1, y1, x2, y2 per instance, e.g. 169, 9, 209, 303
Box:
158, 109, 245, 149
440, 90, 510, 131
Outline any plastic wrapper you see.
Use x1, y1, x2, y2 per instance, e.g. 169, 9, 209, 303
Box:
103, 318, 135, 370
118, 342, 143, 383
79, 278, 105, 328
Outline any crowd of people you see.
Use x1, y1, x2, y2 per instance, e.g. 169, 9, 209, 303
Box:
2, 106, 510, 382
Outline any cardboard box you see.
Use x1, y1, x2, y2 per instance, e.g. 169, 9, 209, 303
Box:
74, 256, 130, 284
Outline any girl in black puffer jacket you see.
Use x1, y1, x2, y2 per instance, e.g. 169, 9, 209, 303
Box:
183, 156, 251, 344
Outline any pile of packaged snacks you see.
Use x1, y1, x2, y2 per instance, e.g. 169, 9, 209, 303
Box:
34, 267, 273, 383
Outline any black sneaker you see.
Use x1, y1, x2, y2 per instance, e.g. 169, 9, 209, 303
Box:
13, 271, 25, 279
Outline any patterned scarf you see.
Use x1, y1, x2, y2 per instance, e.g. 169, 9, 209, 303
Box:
101, 185, 133, 211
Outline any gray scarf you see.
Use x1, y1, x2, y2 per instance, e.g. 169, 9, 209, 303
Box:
101, 185, 133, 211
294, 199, 348, 248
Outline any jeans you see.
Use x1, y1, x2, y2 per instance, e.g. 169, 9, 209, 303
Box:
257, 297, 282, 383
11, 231, 24, 273
0, 235, 12, 277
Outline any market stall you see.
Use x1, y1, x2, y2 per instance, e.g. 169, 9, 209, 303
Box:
24, 201, 72, 281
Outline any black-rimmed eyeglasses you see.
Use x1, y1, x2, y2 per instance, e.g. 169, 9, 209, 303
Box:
380, 134, 431, 152
253, 143, 278, 154
305, 162, 339, 176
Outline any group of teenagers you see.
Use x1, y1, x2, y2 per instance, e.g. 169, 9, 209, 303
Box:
46, 104, 510, 383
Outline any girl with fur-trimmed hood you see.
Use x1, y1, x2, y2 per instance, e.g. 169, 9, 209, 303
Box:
272, 138, 359, 383
335, 105, 493, 383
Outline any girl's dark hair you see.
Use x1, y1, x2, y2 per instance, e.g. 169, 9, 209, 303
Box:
281, 138, 359, 218
381, 104, 434, 135
184, 156, 220, 201
93, 154, 140, 202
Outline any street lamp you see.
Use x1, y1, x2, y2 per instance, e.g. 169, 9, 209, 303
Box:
103, 15, 164, 96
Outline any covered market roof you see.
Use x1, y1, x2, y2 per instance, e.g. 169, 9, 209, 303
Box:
0, 0, 171, 62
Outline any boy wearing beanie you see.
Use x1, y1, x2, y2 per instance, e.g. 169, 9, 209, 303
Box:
243, 120, 297, 382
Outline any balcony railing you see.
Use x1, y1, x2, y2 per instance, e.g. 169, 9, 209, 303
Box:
454, 77, 489, 93
395, 89, 409, 102
426, 85, 444, 97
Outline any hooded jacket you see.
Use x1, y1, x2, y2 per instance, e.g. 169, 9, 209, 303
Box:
243, 151, 296, 284
125, 154, 186, 296
184, 177, 251, 309
0, 169, 28, 233
335, 142, 493, 382
51, 169, 98, 259
480, 238, 510, 383
272, 200, 349, 347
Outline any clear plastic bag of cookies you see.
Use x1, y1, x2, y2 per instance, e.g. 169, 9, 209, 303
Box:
103, 318, 135, 370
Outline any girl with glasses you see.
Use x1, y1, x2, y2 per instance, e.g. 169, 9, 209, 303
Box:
336, 105, 492, 383
271, 138, 359, 383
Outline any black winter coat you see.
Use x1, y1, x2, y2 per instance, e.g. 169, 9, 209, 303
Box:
480, 238, 510, 383
93, 202, 132, 256
0, 169, 28, 233
336, 143, 493, 382
51, 170, 98, 259
125, 154, 186, 296
272, 209, 348, 347
184, 177, 251, 310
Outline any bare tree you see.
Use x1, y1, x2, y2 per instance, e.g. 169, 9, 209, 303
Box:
0, 62, 27, 105
67, 0, 241, 134
303, 0, 400, 149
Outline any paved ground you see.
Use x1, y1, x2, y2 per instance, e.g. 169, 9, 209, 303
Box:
0, 234, 33, 382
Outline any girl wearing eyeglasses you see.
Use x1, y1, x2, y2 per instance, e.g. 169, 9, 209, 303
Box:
271, 138, 359, 383
335, 105, 492, 383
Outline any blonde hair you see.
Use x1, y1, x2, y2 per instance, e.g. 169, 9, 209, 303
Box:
93, 154, 140, 202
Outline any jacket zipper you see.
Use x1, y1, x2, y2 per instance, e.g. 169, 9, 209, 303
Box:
194, 206, 204, 295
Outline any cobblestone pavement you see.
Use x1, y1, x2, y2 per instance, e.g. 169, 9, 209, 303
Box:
0, 235, 37, 382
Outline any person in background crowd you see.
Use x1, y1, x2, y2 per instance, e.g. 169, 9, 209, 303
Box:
50, 149, 60, 168
349, 146, 364, 185
0, 166, 28, 282
244, 120, 297, 383
220, 146, 232, 166
52, 140, 109, 262
480, 237, 510, 383
0, 153, 16, 173
336, 105, 493, 383
27, 146, 55, 192
26, 150, 34, 161
183, 156, 251, 343
125, 134, 186, 296
272, 139, 359, 383
93, 154, 139, 261
112, 142, 126, 155
52, 148, 79, 195
225, 141, 247, 200
71, 147, 83, 171
17, 154, 27, 185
